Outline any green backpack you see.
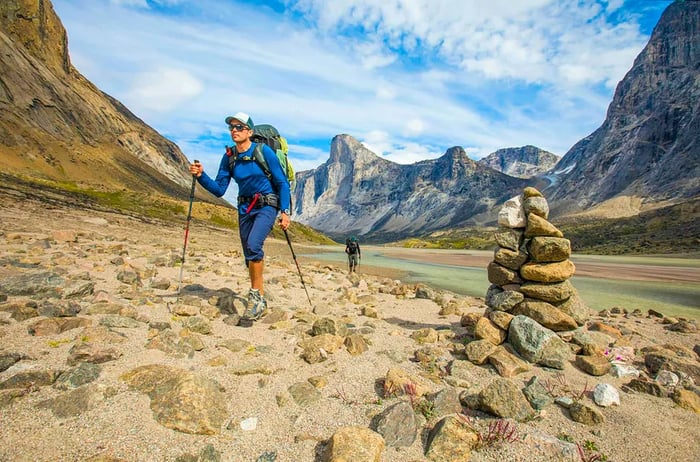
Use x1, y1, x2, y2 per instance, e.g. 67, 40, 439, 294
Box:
226, 124, 296, 191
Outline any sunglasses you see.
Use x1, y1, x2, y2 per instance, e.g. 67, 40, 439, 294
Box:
229, 124, 250, 132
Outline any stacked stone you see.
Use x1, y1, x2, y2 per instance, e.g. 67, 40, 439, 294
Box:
468, 187, 591, 374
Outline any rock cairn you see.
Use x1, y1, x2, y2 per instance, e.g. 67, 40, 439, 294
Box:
471, 187, 592, 374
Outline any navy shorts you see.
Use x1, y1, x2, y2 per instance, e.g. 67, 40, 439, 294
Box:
238, 205, 277, 263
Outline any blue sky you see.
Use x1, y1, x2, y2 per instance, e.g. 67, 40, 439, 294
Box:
52, 0, 672, 186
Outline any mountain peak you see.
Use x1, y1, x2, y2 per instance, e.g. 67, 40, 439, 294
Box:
546, 0, 699, 213
479, 145, 559, 178
443, 146, 472, 161
329, 134, 381, 165
0, 0, 70, 74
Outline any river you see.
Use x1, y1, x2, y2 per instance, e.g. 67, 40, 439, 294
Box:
301, 247, 700, 319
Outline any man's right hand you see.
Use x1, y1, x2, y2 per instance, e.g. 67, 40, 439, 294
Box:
190, 161, 202, 178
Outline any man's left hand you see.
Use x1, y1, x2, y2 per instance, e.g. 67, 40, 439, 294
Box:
279, 212, 291, 231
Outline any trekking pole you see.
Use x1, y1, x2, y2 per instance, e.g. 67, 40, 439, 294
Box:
283, 229, 313, 307
177, 160, 199, 303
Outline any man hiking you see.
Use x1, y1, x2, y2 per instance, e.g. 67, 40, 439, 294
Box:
345, 236, 361, 273
189, 111, 291, 323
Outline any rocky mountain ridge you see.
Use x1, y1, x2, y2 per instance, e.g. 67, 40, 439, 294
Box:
478, 146, 559, 179
293, 135, 529, 241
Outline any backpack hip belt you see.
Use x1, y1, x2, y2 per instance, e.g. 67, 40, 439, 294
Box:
238, 194, 279, 209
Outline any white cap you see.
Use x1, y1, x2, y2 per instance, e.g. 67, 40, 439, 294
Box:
225, 112, 254, 128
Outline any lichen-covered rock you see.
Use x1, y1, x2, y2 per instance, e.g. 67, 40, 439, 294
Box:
494, 247, 529, 270
523, 196, 549, 219
520, 280, 574, 303
524, 214, 564, 238
520, 260, 576, 283
488, 262, 523, 285
494, 228, 523, 251
326, 426, 385, 462
527, 237, 571, 262
512, 300, 578, 332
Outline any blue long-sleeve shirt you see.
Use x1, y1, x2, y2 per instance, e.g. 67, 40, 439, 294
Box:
197, 142, 291, 214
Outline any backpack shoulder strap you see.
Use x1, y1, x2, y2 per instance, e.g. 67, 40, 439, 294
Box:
226, 145, 237, 173
227, 143, 272, 179
252, 143, 272, 179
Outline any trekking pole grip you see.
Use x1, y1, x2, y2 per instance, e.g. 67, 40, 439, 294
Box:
192, 159, 200, 177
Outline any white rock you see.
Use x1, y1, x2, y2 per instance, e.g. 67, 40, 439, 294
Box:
611, 364, 640, 378
655, 370, 679, 387
240, 417, 258, 431
498, 195, 526, 228
593, 383, 620, 407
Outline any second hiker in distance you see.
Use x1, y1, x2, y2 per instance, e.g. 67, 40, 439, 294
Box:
189, 112, 291, 323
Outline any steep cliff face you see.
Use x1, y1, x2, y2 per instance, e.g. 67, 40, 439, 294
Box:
545, 1, 700, 214
0, 0, 200, 197
294, 135, 528, 241
479, 146, 559, 178
0, 0, 68, 75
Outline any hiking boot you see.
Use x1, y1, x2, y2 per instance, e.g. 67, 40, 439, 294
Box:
243, 288, 267, 321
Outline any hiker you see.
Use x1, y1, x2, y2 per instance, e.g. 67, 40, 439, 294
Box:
189, 111, 291, 322
345, 236, 361, 273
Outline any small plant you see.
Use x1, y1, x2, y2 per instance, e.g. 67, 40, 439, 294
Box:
415, 399, 436, 420
457, 410, 476, 427
381, 380, 391, 397
476, 420, 520, 448
557, 433, 575, 443
583, 440, 599, 451
543, 373, 590, 402
573, 380, 591, 402
331, 387, 359, 406
47, 338, 71, 348
456, 414, 521, 450
402, 381, 419, 407
577, 442, 608, 462
603, 346, 634, 364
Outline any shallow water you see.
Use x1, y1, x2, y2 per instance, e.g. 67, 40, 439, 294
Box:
304, 248, 700, 319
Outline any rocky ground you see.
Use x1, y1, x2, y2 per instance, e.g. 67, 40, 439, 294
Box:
0, 196, 699, 462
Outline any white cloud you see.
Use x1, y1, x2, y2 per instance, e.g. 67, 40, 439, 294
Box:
361, 131, 442, 164
403, 118, 424, 137
126, 68, 203, 113
361, 130, 391, 157
383, 142, 444, 165
354, 41, 396, 70
287, 144, 330, 172
375, 83, 397, 100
